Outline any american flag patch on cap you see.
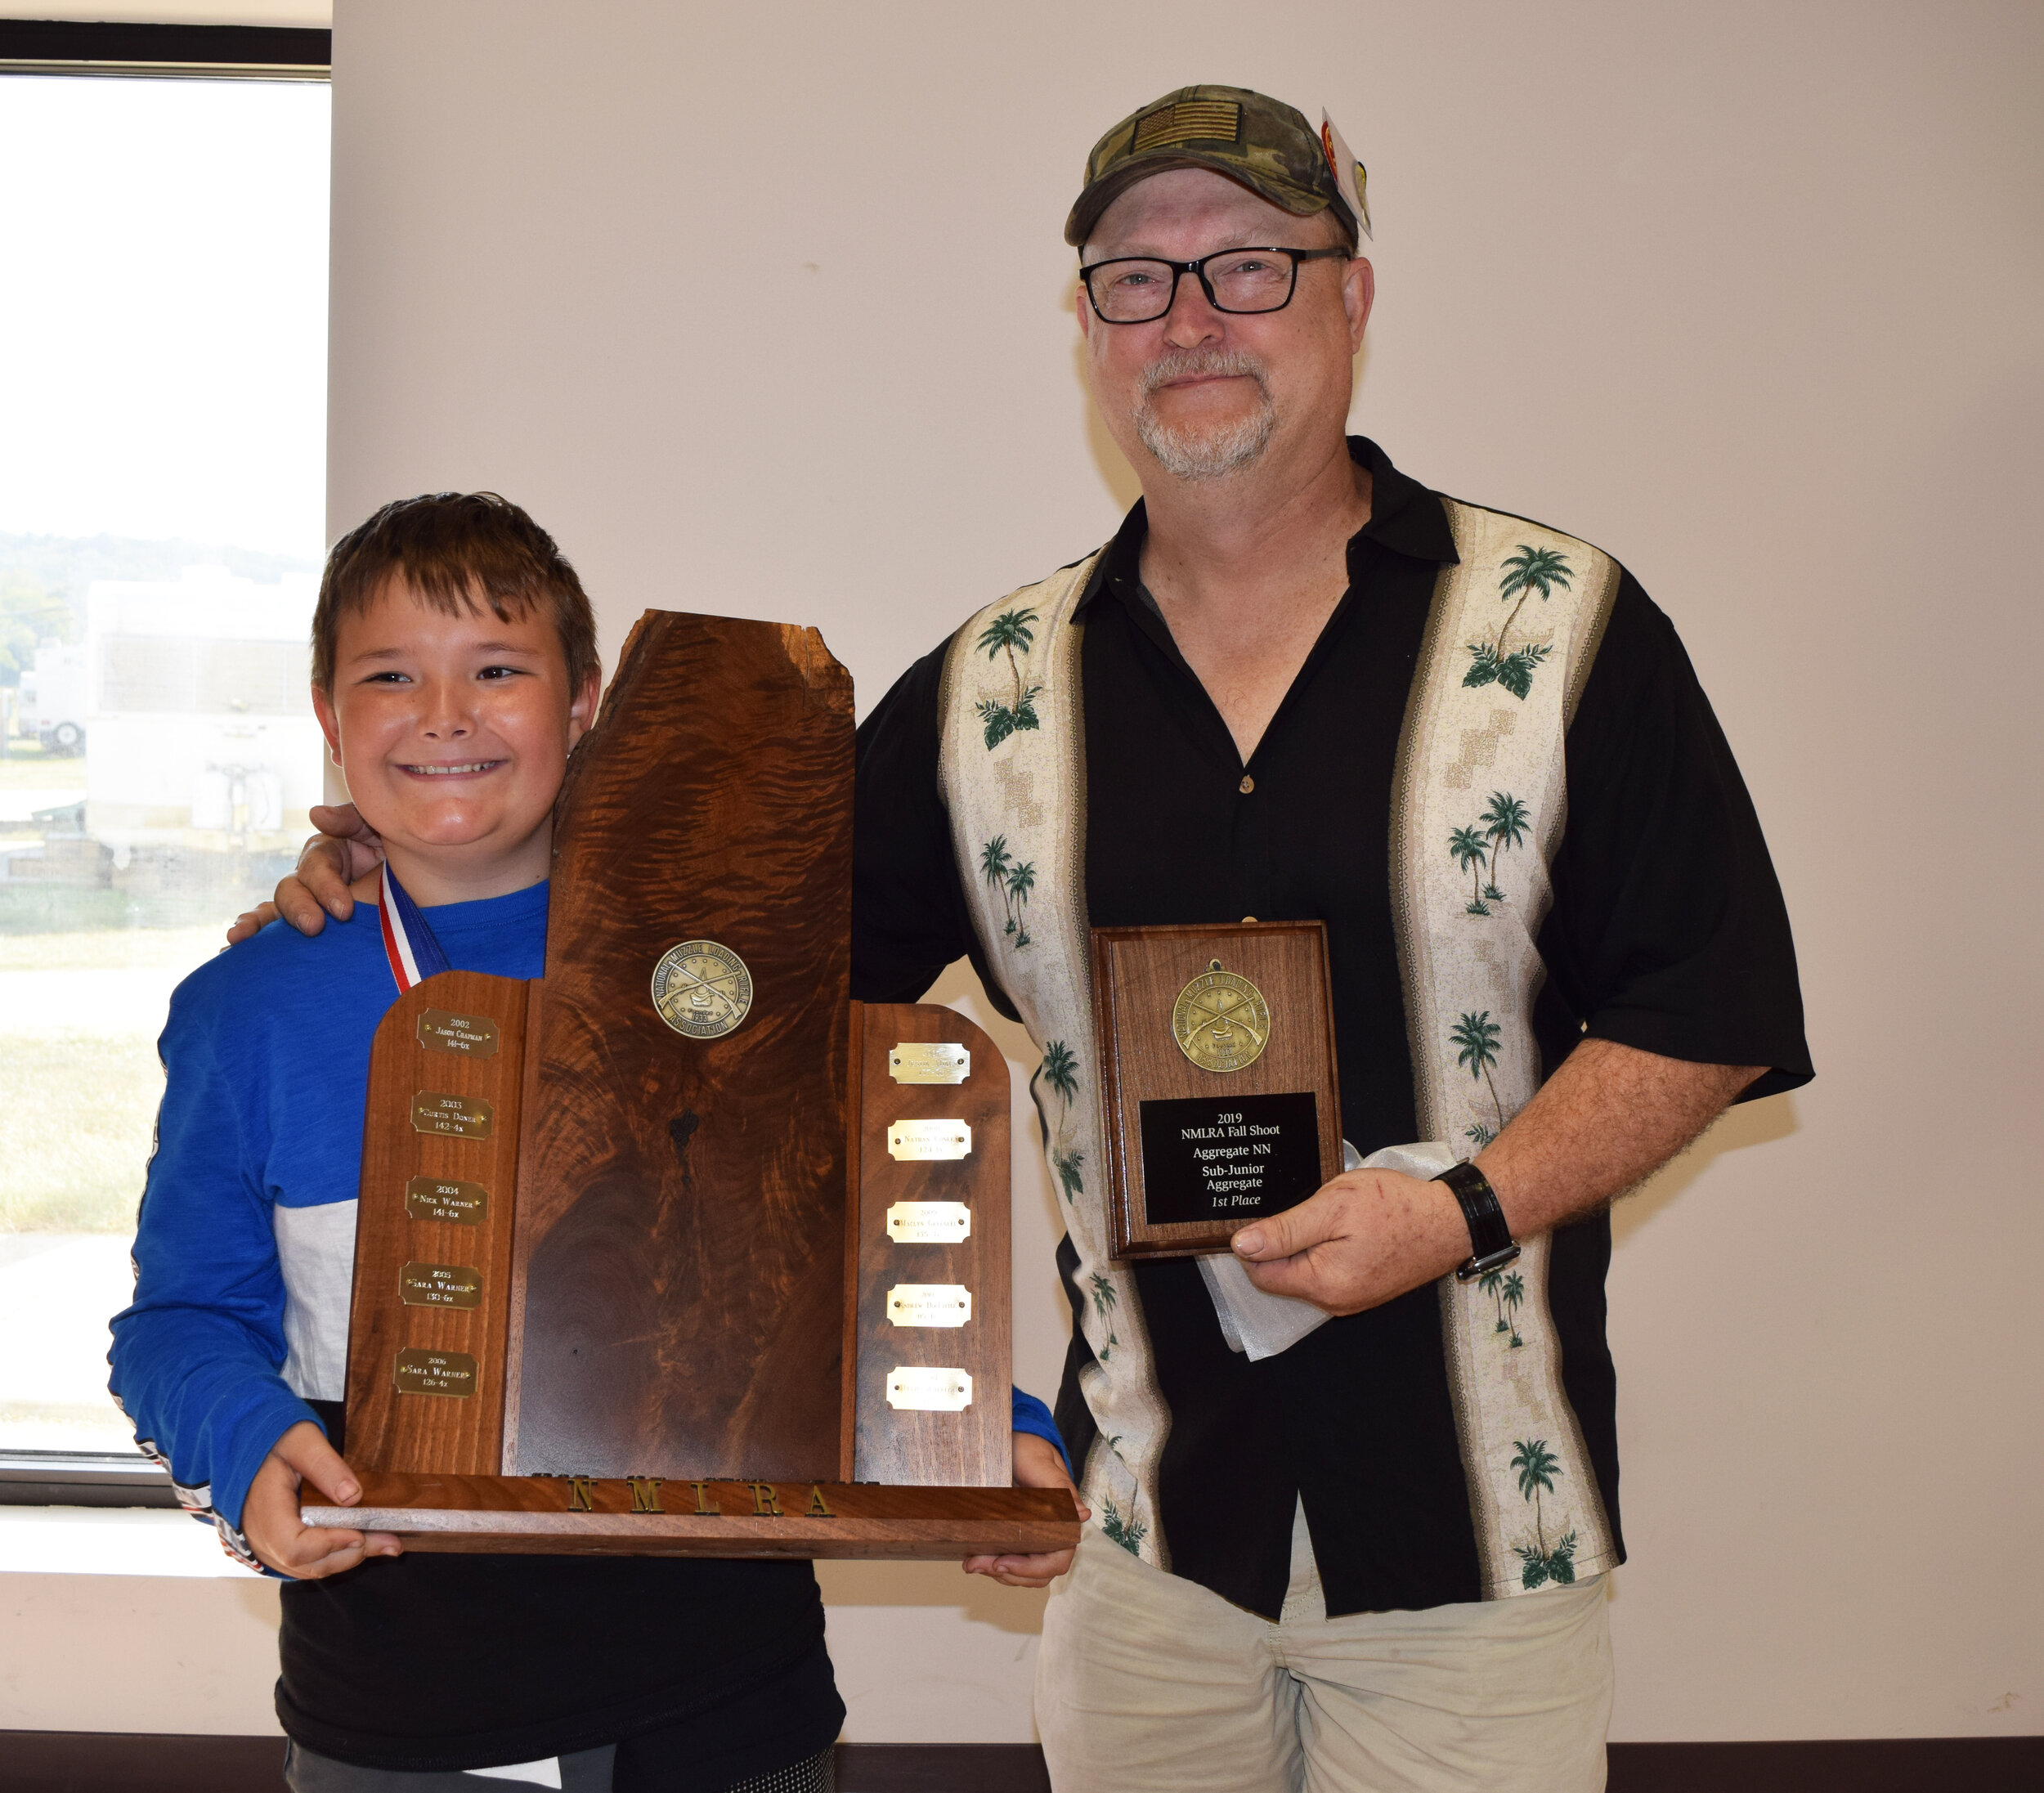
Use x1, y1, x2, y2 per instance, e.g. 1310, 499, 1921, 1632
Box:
1133, 98, 1241, 153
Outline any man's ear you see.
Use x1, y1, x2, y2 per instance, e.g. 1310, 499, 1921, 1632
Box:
312, 684, 343, 768
1074, 277, 1094, 342
1343, 256, 1375, 352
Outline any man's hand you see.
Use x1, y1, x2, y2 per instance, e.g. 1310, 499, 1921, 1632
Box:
962, 1431, 1090, 1589
224, 804, 384, 944
239, 1419, 401, 1580
1230, 1040, 1765, 1317
1230, 1167, 1467, 1316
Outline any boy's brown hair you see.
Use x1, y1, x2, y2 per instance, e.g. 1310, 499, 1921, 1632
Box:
311, 492, 600, 696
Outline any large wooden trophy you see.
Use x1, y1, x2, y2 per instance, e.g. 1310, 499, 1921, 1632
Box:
301, 614, 1076, 1559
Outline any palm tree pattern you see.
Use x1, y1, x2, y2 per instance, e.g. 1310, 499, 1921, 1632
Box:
1478, 791, 1531, 901
1448, 824, 1492, 914
974, 607, 1043, 747
1087, 1271, 1120, 1363
1450, 1011, 1508, 1141
1500, 1271, 1526, 1348
1509, 1437, 1577, 1588
1033, 1038, 1085, 1201
1464, 546, 1572, 699
1100, 1496, 1149, 1556
1476, 1259, 1526, 1350
1479, 1266, 1508, 1332
978, 835, 1038, 949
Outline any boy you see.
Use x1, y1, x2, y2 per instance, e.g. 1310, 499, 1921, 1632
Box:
110, 494, 845, 1792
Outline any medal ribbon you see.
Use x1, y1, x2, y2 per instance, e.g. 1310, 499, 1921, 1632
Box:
378, 862, 452, 994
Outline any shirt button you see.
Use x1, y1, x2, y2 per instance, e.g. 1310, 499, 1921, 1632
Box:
1239, 774, 1255, 795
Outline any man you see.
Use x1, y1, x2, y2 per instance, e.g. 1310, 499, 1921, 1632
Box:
255, 85, 1808, 1792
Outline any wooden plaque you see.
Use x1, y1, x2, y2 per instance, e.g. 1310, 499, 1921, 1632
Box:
848, 1002, 1011, 1488
319, 613, 1074, 1560
343, 970, 530, 1475
1092, 921, 1342, 1260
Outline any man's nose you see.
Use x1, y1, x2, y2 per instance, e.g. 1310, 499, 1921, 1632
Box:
1161, 270, 1226, 347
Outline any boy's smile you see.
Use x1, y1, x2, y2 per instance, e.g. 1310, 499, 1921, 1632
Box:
312, 579, 598, 906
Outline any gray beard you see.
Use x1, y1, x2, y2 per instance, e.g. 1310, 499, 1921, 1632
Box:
1132, 350, 1277, 481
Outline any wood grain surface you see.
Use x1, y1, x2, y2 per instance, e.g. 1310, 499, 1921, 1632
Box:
1092, 921, 1342, 1260
303, 1472, 1074, 1560
345, 970, 529, 1473
504, 612, 854, 1481
848, 1003, 1011, 1487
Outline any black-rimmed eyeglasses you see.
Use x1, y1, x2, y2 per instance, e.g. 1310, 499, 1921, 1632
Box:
1079, 246, 1350, 324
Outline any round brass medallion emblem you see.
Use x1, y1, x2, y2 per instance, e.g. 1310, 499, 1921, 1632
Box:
1171, 959, 1270, 1074
651, 939, 753, 1040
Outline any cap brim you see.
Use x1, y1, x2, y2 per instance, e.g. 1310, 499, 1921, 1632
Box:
1065, 153, 1333, 248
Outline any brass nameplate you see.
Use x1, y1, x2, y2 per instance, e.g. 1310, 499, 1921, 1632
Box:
885, 1201, 972, 1244
405, 1176, 489, 1225
410, 1091, 494, 1139
416, 1008, 500, 1057
886, 1366, 973, 1411
400, 1261, 482, 1309
393, 1347, 477, 1397
889, 1042, 970, 1084
886, 1283, 972, 1327
887, 1118, 971, 1161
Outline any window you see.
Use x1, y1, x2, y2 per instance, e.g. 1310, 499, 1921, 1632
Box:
0, 24, 329, 1505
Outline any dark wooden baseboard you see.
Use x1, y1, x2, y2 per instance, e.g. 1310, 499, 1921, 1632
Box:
2, 1732, 2038, 1790
1607, 1737, 2044, 1790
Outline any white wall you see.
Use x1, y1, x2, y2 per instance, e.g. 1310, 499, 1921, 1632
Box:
16, 0, 2039, 1747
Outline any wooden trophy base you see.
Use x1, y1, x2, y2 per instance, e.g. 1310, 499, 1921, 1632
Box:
304, 1476, 1076, 1560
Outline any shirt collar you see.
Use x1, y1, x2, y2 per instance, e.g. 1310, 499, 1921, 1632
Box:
1074, 436, 1457, 616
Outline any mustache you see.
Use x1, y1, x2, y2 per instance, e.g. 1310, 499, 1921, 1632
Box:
1136, 347, 1271, 401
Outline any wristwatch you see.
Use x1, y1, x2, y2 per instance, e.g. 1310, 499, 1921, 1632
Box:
1436, 1163, 1521, 1283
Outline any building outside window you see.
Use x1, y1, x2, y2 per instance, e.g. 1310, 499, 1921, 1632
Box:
0, 56, 329, 1486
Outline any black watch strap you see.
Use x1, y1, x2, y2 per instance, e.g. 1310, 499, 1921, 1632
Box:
1436, 1162, 1521, 1283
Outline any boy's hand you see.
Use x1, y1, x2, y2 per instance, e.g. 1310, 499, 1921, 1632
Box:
962, 1431, 1089, 1590
224, 805, 384, 944
240, 1420, 401, 1579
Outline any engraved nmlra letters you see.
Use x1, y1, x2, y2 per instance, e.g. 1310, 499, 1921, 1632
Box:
553, 1479, 837, 1517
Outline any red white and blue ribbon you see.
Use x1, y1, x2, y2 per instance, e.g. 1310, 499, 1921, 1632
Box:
378, 862, 451, 994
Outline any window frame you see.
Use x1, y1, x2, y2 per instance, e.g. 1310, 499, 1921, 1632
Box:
0, 20, 330, 81
0, 19, 330, 1511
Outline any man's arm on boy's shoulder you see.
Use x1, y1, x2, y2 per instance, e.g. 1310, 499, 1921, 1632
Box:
226, 804, 383, 944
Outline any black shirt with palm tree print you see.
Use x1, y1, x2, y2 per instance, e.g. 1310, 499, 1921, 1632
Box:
852, 437, 1810, 1619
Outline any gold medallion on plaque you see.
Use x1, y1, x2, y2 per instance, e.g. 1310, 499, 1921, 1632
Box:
1171, 959, 1271, 1073
651, 939, 753, 1039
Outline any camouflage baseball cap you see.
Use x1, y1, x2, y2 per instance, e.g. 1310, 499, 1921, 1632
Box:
1065, 83, 1369, 249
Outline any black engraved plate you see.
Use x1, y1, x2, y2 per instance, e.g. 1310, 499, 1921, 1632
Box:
1136, 1092, 1322, 1227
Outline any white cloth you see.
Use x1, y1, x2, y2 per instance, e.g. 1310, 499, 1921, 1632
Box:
1198, 1141, 1458, 1361
464, 1763, 562, 1787
1036, 1522, 1611, 1793
273, 1198, 358, 1401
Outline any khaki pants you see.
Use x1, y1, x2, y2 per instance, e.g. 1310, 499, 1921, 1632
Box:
1035, 1510, 1611, 1793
